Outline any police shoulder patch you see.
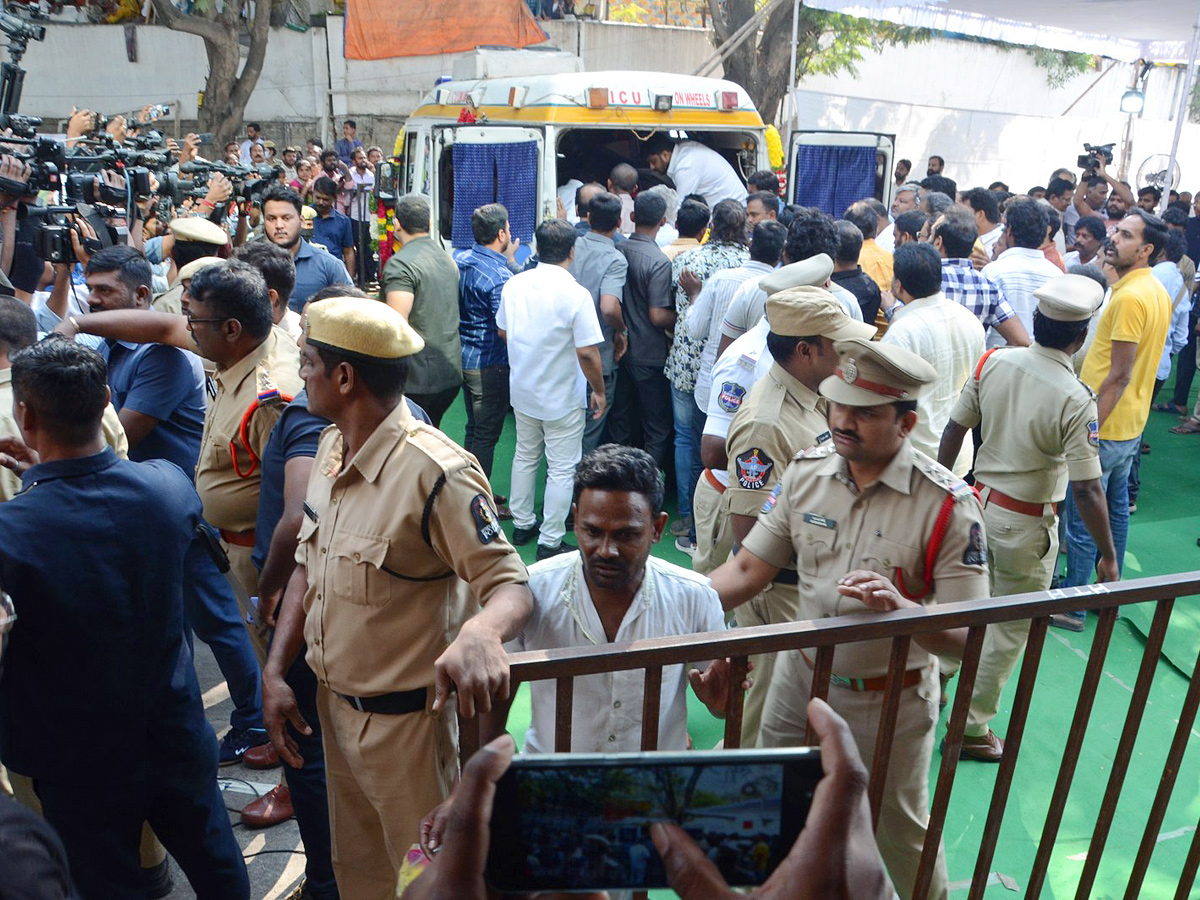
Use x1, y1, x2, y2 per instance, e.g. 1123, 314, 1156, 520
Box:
962, 522, 987, 566
470, 493, 502, 544
1087, 419, 1100, 447
717, 381, 747, 413
760, 483, 782, 515
735, 448, 774, 490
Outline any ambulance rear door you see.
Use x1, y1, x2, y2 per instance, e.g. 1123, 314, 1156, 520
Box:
787, 131, 895, 217
432, 125, 544, 255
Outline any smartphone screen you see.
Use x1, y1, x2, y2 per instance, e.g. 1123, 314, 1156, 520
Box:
485, 748, 819, 893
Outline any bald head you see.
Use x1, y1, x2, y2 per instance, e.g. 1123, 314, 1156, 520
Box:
609, 164, 638, 195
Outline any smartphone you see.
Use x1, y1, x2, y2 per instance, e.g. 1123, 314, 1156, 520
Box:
485, 747, 820, 894
195, 132, 214, 146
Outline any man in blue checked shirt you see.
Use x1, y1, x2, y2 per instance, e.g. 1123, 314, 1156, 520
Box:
456, 203, 519, 481
928, 208, 1031, 347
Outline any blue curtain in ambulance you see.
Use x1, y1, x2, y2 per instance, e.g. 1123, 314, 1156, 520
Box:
792, 145, 876, 219
451, 141, 538, 250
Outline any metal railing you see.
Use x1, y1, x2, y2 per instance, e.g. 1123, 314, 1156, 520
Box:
466, 571, 1200, 900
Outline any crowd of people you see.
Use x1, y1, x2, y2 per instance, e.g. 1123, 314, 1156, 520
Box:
0, 118, 1192, 900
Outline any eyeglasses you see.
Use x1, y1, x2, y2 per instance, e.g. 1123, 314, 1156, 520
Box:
185, 312, 229, 326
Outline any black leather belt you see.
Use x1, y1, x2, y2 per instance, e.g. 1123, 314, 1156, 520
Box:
336, 687, 427, 715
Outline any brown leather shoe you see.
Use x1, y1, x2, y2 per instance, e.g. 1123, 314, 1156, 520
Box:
959, 730, 1004, 762
241, 784, 294, 828
242, 741, 281, 769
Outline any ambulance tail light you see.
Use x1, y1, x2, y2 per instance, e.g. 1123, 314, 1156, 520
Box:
717, 91, 739, 111
587, 87, 609, 109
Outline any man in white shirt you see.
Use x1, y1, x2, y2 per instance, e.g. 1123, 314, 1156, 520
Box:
506, 445, 731, 752
982, 198, 1064, 348
963, 188, 1004, 260
238, 122, 265, 166
498, 219, 607, 560
645, 134, 747, 209
882, 242, 985, 477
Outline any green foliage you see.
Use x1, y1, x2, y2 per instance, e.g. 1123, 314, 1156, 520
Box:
1027, 47, 1095, 90
794, 8, 930, 83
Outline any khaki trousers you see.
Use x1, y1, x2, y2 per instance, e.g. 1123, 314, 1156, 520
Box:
733, 582, 799, 748
691, 472, 733, 576
222, 540, 270, 666
317, 685, 457, 900
966, 504, 1057, 737
760, 652, 948, 900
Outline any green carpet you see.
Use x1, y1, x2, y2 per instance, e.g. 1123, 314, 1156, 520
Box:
436, 371, 1200, 897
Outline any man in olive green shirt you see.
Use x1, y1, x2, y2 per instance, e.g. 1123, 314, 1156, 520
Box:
380, 194, 463, 425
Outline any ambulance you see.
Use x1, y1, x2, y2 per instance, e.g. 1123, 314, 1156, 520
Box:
383, 47, 894, 253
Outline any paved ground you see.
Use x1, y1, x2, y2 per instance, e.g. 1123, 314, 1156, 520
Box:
163, 641, 306, 900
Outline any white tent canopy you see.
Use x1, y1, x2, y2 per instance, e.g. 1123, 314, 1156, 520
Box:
805, 0, 1196, 63
804, 0, 1200, 207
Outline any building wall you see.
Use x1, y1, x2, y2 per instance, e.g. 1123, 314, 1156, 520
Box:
10, 19, 1199, 190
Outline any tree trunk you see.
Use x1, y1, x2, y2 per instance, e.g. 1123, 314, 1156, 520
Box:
150, 0, 274, 146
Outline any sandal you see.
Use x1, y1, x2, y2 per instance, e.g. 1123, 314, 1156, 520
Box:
1170, 419, 1200, 434
1152, 403, 1184, 414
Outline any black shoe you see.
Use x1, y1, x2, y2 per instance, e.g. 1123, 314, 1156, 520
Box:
218, 726, 270, 766
512, 524, 538, 546
536, 541, 576, 561
141, 859, 173, 900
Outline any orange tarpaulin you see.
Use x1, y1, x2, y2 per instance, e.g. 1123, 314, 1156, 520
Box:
345, 0, 547, 60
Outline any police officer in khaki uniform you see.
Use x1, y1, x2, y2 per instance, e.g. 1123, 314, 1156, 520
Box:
260, 297, 533, 900
154, 217, 230, 314
938, 274, 1118, 761
724, 286, 874, 745
693, 255, 837, 575
711, 339, 989, 900
60, 260, 302, 665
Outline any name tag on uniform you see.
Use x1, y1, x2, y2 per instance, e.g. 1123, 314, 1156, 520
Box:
815, 431, 831, 444
803, 512, 837, 530
303, 502, 319, 523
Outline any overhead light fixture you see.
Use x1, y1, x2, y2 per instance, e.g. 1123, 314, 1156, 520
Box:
652, 93, 673, 112
1120, 89, 1145, 114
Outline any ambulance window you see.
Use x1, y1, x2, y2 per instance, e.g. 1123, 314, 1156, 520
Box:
438, 149, 455, 242
400, 132, 419, 194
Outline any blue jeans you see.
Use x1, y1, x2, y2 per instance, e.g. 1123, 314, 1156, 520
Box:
1062, 436, 1140, 586
671, 385, 703, 536
183, 527, 263, 732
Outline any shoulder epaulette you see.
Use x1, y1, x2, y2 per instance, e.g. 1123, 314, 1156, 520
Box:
796, 442, 837, 461
916, 456, 978, 501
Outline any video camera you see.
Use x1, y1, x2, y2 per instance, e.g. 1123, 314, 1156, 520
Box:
178, 159, 283, 204
1077, 143, 1115, 176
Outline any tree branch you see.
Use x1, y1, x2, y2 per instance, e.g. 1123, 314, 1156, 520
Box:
148, 0, 225, 42
226, 0, 276, 135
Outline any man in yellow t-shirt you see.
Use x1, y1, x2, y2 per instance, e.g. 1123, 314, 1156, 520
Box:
1057, 210, 1170, 616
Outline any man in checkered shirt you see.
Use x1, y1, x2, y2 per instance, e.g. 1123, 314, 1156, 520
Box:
930, 207, 1031, 347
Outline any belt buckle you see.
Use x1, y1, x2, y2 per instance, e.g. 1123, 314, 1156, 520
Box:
829, 674, 854, 690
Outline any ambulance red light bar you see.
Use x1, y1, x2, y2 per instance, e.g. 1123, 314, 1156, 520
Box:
717, 91, 739, 111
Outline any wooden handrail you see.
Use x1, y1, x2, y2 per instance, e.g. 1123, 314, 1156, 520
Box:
504, 573, 1200, 681
475, 571, 1200, 900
